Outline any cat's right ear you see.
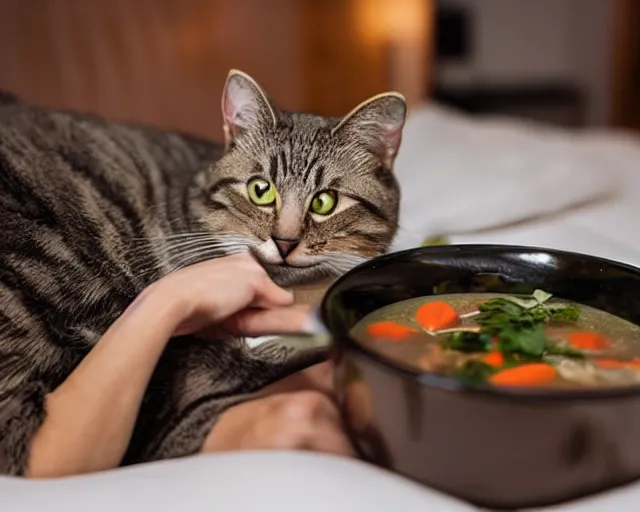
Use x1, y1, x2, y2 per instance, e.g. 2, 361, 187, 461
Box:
331, 92, 407, 169
221, 70, 279, 149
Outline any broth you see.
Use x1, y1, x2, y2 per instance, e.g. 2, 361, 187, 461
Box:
351, 291, 640, 389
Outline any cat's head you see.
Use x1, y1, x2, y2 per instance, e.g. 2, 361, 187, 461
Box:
199, 70, 406, 287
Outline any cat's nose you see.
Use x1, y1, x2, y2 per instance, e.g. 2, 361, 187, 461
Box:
272, 237, 299, 259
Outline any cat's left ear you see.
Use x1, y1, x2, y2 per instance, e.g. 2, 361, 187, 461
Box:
332, 92, 407, 169
221, 69, 279, 149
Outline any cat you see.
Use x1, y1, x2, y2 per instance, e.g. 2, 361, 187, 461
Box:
0, 70, 406, 475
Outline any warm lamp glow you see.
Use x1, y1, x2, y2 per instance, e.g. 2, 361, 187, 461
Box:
354, 0, 427, 45
352, 0, 433, 108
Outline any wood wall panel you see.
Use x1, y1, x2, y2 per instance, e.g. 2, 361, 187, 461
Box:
0, 0, 304, 140
302, 0, 433, 116
0, 0, 432, 139
301, 0, 387, 116
611, 0, 640, 131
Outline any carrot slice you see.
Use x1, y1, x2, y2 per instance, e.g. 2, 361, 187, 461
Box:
595, 360, 624, 369
366, 321, 416, 342
482, 351, 505, 367
568, 331, 611, 351
489, 363, 558, 387
415, 301, 459, 331
596, 359, 640, 369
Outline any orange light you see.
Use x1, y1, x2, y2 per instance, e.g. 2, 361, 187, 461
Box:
354, 0, 428, 45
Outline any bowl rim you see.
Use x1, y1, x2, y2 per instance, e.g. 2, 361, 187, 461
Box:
321, 243, 640, 402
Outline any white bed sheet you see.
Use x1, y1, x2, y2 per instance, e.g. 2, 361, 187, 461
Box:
5, 450, 640, 512
447, 146, 640, 267
0, 453, 468, 512
391, 103, 624, 250
449, 200, 640, 268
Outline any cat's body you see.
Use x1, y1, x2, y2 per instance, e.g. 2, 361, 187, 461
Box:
0, 71, 406, 475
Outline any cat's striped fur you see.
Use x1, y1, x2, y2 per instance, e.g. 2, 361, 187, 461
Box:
0, 70, 406, 474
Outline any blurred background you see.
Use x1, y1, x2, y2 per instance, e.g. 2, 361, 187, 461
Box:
433, 0, 637, 129
0, 0, 431, 140
0, 0, 636, 140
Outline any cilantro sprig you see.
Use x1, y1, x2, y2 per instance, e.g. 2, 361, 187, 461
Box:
453, 360, 495, 387
442, 331, 493, 352
476, 290, 580, 335
440, 289, 583, 372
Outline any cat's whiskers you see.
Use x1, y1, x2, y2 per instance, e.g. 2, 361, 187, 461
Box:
166, 236, 253, 260
163, 238, 243, 255
167, 241, 251, 263
314, 252, 368, 277
324, 252, 367, 271
323, 261, 342, 276
131, 232, 215, 242
132, 233, 255, 280
167, 250, 247, 274
165, 242, 252, 273
127, 235, 240, 258
128, 232, 250, 258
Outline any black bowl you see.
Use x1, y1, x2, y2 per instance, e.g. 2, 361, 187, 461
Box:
320, 244, 640, 510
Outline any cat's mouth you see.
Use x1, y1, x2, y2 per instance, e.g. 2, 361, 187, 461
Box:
250, 239, 308, 268
261, 262, 337, 287
249, 239, 367, 287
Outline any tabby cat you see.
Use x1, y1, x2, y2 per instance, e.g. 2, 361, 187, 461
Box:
0, 70, 406, 475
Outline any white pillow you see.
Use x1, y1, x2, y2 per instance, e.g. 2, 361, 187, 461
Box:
391, 103, 622, 251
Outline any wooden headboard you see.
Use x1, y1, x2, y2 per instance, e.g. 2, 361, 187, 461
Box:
611, 0, 640, 131
0, 0, 433, 140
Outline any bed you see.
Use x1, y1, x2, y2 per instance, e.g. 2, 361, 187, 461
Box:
3, 105, 640, 512
392, 103, 640, 267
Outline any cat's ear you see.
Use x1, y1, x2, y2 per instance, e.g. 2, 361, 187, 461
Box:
332, 92, 407, 169
221, 69, 279, 149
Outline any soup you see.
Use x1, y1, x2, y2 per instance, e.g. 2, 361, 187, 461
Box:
351, 290, 640, 389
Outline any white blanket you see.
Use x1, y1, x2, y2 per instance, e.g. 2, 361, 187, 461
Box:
3, 451, 640, 512
442, 129, 640, 267
392, 103, 630, 252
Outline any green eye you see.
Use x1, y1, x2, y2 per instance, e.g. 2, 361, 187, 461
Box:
311, 190, 337, 216
247, 178, 276, 206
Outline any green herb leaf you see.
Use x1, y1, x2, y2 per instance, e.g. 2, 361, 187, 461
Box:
476, 299, 538, 334
453, 360, 496, 386
502, 296, 540, 309
422, 235, 450, 246
478, 298, 524, 316
440, 290, 584, 379
476, 294, 581, 333
497, 324, 547, 357
442, 331, 493, 352
548, 304, 581, 322
533, 289, 553, 304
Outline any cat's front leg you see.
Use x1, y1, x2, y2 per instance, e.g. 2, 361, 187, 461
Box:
0, 382, 48, 475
